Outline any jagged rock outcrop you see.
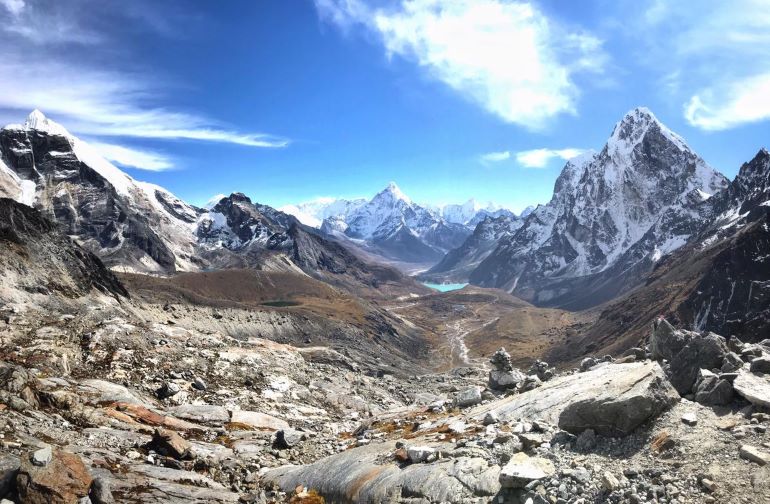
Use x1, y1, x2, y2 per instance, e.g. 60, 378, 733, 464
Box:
0, 197, 127, 300
0, 111, 203, 273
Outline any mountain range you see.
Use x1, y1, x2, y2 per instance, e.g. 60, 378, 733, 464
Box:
282, 184, 520, 265
427, 108, 740, 309
0, 110, 425, 298
2, 107, 769, 341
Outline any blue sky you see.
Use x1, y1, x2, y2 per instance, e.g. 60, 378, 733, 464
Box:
0, 0, 768, 212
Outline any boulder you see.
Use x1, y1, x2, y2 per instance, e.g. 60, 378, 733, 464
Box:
623, 347, 647, 360
580, 357, 598, 372
156, 382, 181, 399
721, 352, 744, 372
473, 362, 679, 437
750, 357, 770, 374
734, 372, 770, 408
667, 333, 728, 395
166, 404, 229, 425
741, 345, 764, 363
0, 453, 19, 498
528, 360, 553, 381
151, 428, 191, 460
740, 445, 770, 466
693, 369, 734, 406
191, 377, 207, 391
489, 369, 525, 390
406, 446, 436, 463
455, 387, 482, 408
650, 318, 694, 361
16, 448, 92, 504
89, 476, 114, 504
729, 336, 745, 353
274, 429, 305, 449
499, 453, 555, 488
520, 375, 542, 392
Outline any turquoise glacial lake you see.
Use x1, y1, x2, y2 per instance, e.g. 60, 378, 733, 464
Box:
422, 282, 468, 292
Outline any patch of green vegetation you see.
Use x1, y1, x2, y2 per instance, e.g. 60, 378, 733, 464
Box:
261, 300, 301, 307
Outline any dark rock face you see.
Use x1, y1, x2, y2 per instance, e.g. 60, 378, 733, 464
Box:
0, 119, 188, 273
693, 372, 734, 405
197, 192, 286, 248
0, 198, 128, 298
468, 108, 727, 308
682, 150, 770, 339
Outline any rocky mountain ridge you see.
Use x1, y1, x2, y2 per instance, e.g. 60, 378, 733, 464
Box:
430, 108, 730, 308
285, 184, 522, 266
0, 111, 426, 297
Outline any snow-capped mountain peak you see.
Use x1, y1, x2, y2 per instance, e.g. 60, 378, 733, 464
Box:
375, 181, 411, 204
23, 109, 72, 138
468, 107, 729, 307
607, 107, 689, 160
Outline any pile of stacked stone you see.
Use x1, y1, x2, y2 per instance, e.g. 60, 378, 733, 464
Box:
488, 348, 525, 391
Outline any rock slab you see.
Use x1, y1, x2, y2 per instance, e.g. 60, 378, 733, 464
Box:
734, 372, 770, 408
499, 453, 555, 488
472, 362, 679, 437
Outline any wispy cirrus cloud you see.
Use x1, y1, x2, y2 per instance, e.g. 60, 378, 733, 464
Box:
88, 142, 174, 172
314, 0, 606, 129
0, 0, 289, 150
0, 58, 290, 148
515, 148, 586, 169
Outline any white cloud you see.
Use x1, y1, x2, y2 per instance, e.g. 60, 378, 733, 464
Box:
315, 0, 606, 128
516, 148, 586, 168
480, 150, 511, 164
0, 58, 289, 148
88, 142, 174, 171
632, 0, 770, 130
0, 0, 24, 16
684, 73, 770, 131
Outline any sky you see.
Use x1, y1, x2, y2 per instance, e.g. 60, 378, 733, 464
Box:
0, 0, 768, 213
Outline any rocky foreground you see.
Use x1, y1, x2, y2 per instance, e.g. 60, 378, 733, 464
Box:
0, 311, 769, 503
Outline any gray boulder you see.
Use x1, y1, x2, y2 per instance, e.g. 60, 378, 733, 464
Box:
722, 352, 745, 372
668, 333, 728, 395
650, 318, 695, 361
489, 369, 525, 390
693, 369, 734, 406
473, 362, 679, 437
455, 387, 483, 408
499, 452, 555, 488
750, 356, 770, 374
580, 357, 598, 372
